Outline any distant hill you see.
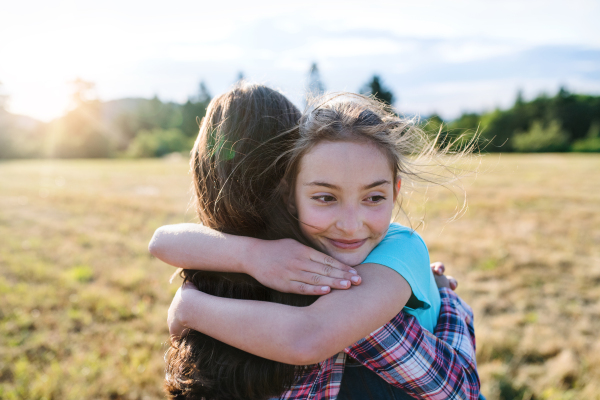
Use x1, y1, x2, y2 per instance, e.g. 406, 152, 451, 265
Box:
0, 108, 44, 130
1, 94, 209, 158
100, 98, 149, 125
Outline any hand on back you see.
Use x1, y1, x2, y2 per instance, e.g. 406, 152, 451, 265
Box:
248, 238, 362, 295
431, 261, 458, 290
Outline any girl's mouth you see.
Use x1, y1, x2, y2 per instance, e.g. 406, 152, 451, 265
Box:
326, 238, 367, 250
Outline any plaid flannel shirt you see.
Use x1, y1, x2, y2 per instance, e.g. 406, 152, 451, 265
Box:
273, 288, 480, 400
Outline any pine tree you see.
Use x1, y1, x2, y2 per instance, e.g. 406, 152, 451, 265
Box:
306, 63, 325, 104
361, 75, 394, 105
196, 81, 211, 103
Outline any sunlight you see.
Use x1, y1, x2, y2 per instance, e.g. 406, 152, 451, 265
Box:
2, 18, 151, 120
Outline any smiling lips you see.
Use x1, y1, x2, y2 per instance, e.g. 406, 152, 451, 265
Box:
326, 238, 368, 250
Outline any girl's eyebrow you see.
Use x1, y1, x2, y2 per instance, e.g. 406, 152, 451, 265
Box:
304, 181, 339, 189
363, 180, 391, 190
304, 180, 391, 190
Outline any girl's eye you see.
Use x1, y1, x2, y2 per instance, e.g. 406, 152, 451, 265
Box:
312, 195, 336, 203
366, 195, 386, 203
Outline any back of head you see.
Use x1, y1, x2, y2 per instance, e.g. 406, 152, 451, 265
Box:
191, 82, 304, 238
164, 83, 317, 400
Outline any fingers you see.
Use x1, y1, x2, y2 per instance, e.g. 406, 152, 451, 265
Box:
431, 261, 445, 275
447, 275, 458, 291
307, 261, 361, 284
310, 252, 357, 275
433, 274, 450, 289
296, 270, 359, 291
289, 281, 334, 295
431, 262, 458, 290
283, 249, 362, 295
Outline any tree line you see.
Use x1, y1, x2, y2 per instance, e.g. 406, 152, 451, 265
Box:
0, 79, 212, 159
1, 69, 599, 159
427, 87, 600, 153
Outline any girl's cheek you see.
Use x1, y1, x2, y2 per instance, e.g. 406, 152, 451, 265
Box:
368, 206, 395, 237
299, 205, 333, 232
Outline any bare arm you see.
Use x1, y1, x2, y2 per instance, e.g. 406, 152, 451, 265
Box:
149, 223, 249, 272
149, 223, 361, 294
170, 263, 410, 365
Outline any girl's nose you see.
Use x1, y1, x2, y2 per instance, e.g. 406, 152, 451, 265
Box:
335, 205, 363, 235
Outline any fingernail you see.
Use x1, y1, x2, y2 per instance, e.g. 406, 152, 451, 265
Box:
321, 286, 330, 292
349, 269, 357, 275
340, 280, 350, 287
350, 276, 360, 283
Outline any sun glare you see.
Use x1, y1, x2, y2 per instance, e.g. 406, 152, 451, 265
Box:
1, 16, 149, 121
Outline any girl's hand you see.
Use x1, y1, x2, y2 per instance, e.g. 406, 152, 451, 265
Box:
247, 238, 361, 295
431, 261, 458, 291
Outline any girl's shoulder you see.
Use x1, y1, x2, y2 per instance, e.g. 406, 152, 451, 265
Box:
364, 223, 430, 273
381, 223, 428, 253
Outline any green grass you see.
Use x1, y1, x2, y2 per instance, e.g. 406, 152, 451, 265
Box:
0, 155, 599, 399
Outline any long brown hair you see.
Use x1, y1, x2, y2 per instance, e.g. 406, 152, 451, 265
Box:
164, 83, 317, 400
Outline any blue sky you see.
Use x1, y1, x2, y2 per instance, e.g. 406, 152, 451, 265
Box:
1, 0, 599, 121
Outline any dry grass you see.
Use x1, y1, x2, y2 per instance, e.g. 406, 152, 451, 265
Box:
405, 154, 600, 400
0, 154, 598, 399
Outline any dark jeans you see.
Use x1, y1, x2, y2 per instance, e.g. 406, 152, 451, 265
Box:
337, 360, 486, 400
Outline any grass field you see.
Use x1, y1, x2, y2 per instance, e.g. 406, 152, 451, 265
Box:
1, 154, 599, 399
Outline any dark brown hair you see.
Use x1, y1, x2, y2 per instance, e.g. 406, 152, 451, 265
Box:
164, 83, 317, 400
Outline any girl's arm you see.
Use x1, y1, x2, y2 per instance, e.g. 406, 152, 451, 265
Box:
149, 223, 360, 294
169, 263, 411, 365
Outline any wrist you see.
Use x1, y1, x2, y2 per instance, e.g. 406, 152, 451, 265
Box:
239, 236, 261, 276
179, 286, 207, 329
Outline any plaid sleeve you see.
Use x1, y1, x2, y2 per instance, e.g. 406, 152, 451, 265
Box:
344, 288, 480, 400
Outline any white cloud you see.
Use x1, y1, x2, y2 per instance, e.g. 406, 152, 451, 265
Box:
433, 40, 527, 64
167, 44, 245, 62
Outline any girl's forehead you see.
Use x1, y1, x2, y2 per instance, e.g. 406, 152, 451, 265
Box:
297, 141, 394, 184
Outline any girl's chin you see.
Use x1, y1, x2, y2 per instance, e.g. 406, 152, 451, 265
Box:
311, 238, 373, 266
326, 249, 370, 267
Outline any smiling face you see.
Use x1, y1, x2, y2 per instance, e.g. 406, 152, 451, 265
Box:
293, 140, 398, 266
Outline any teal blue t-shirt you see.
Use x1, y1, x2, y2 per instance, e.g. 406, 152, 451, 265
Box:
361, 223, 441, 333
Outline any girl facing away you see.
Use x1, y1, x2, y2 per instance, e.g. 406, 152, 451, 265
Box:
152, 84, 480, 400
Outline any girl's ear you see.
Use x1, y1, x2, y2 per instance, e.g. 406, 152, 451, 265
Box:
393, 176, 401, 202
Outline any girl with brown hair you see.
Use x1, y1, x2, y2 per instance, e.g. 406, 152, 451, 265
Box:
153, 85, 480, 399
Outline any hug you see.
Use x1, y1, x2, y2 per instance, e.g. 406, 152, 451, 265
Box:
149, 83, 481, 400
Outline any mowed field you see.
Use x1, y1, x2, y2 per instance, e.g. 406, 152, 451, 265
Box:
0, 154, 599, 400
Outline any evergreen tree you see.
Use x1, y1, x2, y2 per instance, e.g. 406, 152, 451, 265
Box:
181, 81, 211, 138
361, 75, 394, 105
515, 89, 524, 106
306, 63, 325, 104
196, 81, 211, 103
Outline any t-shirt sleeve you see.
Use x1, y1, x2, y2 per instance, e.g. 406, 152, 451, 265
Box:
361, 223, 432, 310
